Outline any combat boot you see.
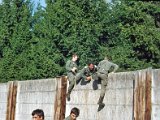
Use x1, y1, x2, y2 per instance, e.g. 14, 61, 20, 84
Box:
97, 96, 105, 111
66, 93, 71, 101
97, 96, 105, 106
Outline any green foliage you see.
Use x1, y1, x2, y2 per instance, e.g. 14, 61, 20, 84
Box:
36, 0, 110, 68
0, 0, 33, 82
105, 1, 160, 71
0, 0, 160, 82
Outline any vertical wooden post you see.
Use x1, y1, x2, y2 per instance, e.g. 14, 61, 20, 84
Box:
132, 79, 135, 120
145, 68, 152, 120
6, 81, 18, 120
61, 76, 67, 120
134, 68, 152, 120
134, 69, 146, 120
54, 76, 67, 120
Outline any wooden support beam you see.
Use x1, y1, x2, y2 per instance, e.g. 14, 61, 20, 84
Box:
134, 68, 152, 120
6, 81, 17, 120
54, 76, 67, 120
145, 68, 152, 120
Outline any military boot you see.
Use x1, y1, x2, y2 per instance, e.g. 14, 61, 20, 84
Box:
97, 96, 105, 111
66, 93, 71, 101
97, 96, 105, 106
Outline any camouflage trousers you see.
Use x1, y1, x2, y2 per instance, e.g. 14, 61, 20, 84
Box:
97, 72, 108, 98
67, 72, 76, 94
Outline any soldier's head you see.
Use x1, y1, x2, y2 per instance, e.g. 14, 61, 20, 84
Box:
70, 107, 80, 120
32, 109, 44, 120
104, 56, 108, 60
72, 53, 78, 62
88, 63, 94, 71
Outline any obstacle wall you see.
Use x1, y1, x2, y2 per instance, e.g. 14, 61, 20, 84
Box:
0, 83, 8, 120
65, 68, 156, 120
152, 69, 160, 120
0, 68, 160, 120
65, 71, 135, 120
15, 79, 57, 120
0, 77, 66, 120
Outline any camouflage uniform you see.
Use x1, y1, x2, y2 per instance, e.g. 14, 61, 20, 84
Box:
66, 60, 78, 100
64, 116, 70, 120
76, 65, 97, 82
97, 59, 118, 106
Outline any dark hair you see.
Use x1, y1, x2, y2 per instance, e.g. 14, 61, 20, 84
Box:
70, 107, 80, 117
32, 109, 44, 119
104, 56, 112, 60
87, 63, 94, 66
72, 53, 78, 58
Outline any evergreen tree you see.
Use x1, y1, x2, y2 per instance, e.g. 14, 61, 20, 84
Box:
0, 0, 160, 82
31, 2, 65, 78
103, 1, 160, 71
41, 0, 110, 68
0, 0, 33, 82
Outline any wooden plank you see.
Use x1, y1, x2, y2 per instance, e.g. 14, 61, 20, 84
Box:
6, 82, 13, 120
11, 81, 17, 120
134, 70, 146, 120
54, 76, 67, 120
132, 79, 135, 120
61, 76, 67, 120
145, 68, 152, 120
6, 81, 18, 120
134, 68, 152, 120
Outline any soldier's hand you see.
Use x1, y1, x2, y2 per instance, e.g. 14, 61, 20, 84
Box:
86, 76, 91, 81
71, 67, 77, 73
110, 72, 114, 74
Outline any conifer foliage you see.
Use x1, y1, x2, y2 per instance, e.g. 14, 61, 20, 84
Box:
0, 0, 160, 82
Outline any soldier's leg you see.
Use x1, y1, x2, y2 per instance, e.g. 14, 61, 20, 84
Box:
75, 72, 82, 84
67, 73, 75, 101
67, 80, 75, 94
97, 73, 108, 105
100, 78, 108, 98
92, 73, 98, 81
92, 73, 100, 90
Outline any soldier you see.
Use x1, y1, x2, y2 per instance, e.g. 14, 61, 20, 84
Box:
64, 107, 80, 120
97, 57, 118, 108
76, 63, 97, 83
66, 53, 78, 101
32, 109, 44, 120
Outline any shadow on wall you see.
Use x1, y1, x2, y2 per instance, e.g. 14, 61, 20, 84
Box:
76, 78, 101, 90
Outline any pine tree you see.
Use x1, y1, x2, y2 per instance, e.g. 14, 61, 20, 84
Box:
0, 0, 33, 82
40, 0, 110, 68
104, 1, 160, 71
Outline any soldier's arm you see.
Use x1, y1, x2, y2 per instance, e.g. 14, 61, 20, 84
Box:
65, 60, 72, 72
81, 67, 87, 80
97, 62, 102, 71
83, 67, 92, 81
94, 65, 98, 72
111, 63, 119, 73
